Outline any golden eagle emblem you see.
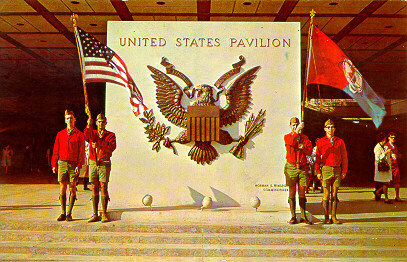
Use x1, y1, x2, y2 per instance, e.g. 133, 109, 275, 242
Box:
140, 56, 265, 165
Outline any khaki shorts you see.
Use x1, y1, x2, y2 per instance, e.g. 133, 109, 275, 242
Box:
57, 160, 78, 183
284, 162, 308, 187
89, 160, 111, 183
321, 166, 342, 188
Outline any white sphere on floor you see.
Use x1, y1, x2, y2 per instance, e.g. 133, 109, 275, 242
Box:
250, 196, 261, 209
142, 194, 153, 206
201, 196, 213, 209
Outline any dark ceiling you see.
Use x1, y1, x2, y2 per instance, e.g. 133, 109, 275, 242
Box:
0, 0, 406, 137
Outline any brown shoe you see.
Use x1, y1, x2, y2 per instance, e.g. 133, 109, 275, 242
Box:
101, 214, 109, 223
300, 218, 313, 225
288, 217, 298, 224
66, 214, 73, 221
323, 219, 331, 224
88, 215, 100, 223
374, 191, 381, 201
323, 217, 332, 224
57, 214, 66, 221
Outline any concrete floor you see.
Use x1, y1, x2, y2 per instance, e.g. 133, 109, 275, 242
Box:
0, 171, 406, 227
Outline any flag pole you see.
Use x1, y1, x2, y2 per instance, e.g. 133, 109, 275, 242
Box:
306, 10, 323, 111
71, 14, 96, 161
71, 13, 91, 119
302, 9, 316, 122
296, 9, 316, 169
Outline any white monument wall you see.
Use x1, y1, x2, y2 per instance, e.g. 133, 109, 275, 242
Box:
106, 21, 301, 210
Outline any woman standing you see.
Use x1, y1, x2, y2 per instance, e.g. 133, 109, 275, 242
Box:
374, 132, 393, 204
1, 144, 14, 175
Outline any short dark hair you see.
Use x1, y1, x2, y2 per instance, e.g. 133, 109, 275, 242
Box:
388, 132, 396, 138
377, 132, 387, 142
64, 109, 75, 117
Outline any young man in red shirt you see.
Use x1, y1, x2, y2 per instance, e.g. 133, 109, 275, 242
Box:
85, 113, 116, 223
284, 117, 313, 224
315, 119, 348, 224
52, 110, 85, 221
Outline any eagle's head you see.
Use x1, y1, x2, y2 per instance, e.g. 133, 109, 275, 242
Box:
193, 84, 215, 106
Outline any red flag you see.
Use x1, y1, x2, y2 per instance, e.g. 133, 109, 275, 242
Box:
306, 25, 349, 89
306, 25, 386, 128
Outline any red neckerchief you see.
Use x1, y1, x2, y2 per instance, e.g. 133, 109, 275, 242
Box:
96, 130, 105, 161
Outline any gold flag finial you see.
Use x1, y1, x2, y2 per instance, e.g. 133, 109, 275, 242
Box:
310, 9, 316, 25
310, 9, 316, 18
70, 13, 78, 26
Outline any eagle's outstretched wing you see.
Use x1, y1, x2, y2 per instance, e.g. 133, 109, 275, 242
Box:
220, 66, 261, 127
147, 65, 188, 128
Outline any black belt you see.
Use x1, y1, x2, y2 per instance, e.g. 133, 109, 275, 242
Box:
288, 162, 308, 168
59, 160, 77, 163
91, 159, 110, 166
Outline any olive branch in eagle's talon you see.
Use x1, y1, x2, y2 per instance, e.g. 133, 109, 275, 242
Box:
140, 109, 176, 154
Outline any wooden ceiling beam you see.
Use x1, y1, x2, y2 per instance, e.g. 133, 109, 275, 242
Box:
110, 0, 133, 21
197, 0, 211, 21
24, 0, 75, 44
359, 36, 407, 67
332, 1, 387, 43
274, 0, 299, 22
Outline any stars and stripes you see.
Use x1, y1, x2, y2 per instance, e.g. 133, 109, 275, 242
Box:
74, 26, 147, 116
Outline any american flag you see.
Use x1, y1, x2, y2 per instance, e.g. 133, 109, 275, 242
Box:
74, 26, 147, 116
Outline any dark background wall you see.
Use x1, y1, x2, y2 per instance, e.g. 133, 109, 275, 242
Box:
0, 83, 105, 175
